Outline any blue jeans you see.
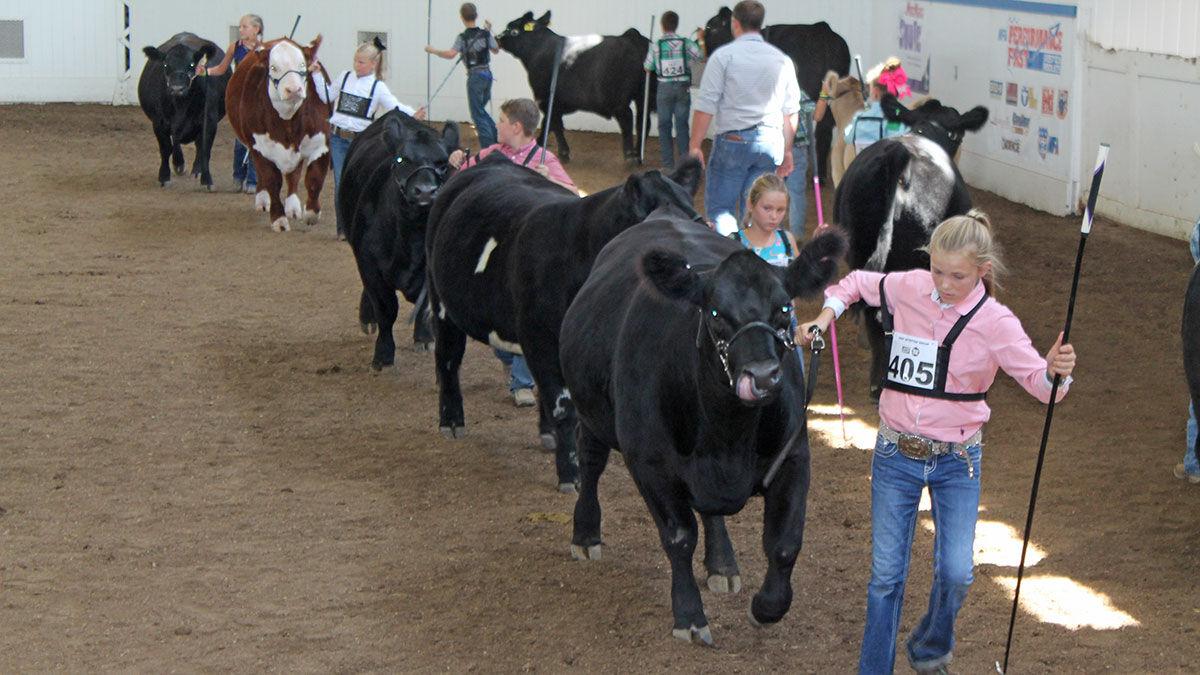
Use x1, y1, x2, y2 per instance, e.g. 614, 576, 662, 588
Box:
493, 349, 534, 391
860, 434, 981, 674
784, 141, 810, 239
468, 70, 497, 148
233, 138, 258, 187
329, 133, 351, 234
705, 127, 784, 236
656, 81, 690, 169
1185, 402, 1199, 475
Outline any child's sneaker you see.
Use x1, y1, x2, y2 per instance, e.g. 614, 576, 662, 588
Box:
1173, 463, 1200, 484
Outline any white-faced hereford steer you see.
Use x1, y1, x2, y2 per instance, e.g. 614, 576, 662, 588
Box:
560, 216, 845, 645
338, 109, 458, 367
138, 32, 230, 189
833, 94, 988, 398
425, 154, 702, 492
497, 11, 653, 163
226, 36, 332, 232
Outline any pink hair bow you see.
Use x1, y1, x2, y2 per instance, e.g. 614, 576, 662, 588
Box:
879, 65, 911, 98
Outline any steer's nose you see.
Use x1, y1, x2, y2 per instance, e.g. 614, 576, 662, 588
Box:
413, 184, 438, 206
744, 361, 782, 391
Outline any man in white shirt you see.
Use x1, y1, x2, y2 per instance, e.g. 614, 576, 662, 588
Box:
688, 0, 801, 236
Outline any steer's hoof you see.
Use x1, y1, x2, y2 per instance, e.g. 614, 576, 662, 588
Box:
254, 191, 270, 212
270, 217, 290, 232
570, 543, 602, 561
440, 425, 467, 439
302, 209, 320, 224
558, 481, 578, 495
411, 341, 433, 353
173, 165, 185, 176
747, 606, 763, 628
540, 433, 557, 451
159, 180, 170, 188
360, 322, 377, 335
284, 194, 303, 221
707, 574, 742, 594
671, 625, 714, 647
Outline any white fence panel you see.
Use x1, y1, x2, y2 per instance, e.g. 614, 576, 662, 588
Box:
0, 0, 122, 103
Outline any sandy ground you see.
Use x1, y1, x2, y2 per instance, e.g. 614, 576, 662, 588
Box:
1, 103, 1197, 672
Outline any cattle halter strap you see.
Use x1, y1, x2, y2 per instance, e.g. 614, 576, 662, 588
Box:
697, 312, 796, 388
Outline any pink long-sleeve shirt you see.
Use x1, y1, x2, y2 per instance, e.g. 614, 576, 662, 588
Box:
459, 138, 577, 191
823, 269, 1070, 443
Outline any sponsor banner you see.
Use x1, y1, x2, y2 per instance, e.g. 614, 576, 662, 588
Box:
1000, 19, 1064, 74
898, 2, 931, 94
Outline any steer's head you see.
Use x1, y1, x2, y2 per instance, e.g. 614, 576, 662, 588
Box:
265, 36, 321, 119
702, 7, 734, 57
381, 113, 459, 211
497, 11, 552, 58
642, 230, 847, 405
617, 157, 704, 224
882, 94, 988, 158
143, 42, 216, 98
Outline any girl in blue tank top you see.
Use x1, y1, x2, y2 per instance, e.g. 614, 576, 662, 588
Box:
198, 14, 264, 193
729, 173, 799, 267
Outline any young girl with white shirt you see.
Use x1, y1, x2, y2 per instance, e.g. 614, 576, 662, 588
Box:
800, 210, 1077, 674
310, 39, 426, 238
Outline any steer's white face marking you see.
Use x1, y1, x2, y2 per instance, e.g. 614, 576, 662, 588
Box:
252, 133, 327, 175
864, 135, 958, 271
562, 35, 602, 67
488, 332, 523, 355
474, 237, 499, 274
267, 42, 307, 119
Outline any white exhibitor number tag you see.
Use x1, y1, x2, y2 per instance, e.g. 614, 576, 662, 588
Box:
887, 332, 938, 389
660, 55, 686, 77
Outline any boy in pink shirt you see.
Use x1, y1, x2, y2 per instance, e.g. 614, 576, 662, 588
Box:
448, 97, 576, 193
801, 210, 1077, 674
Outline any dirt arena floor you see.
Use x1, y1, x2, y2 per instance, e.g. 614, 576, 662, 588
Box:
1, 103, 1197, 672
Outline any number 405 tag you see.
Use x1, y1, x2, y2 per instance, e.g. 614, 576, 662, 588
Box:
887, 333, 938, 389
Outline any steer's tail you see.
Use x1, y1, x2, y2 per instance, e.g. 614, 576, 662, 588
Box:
784, 229, 848, 299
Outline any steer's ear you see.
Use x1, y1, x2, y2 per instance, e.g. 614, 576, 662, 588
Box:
537, 11, 551, 26
306, 34, 323, 60
622, 174, 652, 220
718, 7, 733, 19
143, 46, 165, 61
668, 157, 703, 197
197, 44, 217, 63
641, 250, 704, 306
440, 122, 460, 154
782, 229, 847, 299
955, 105, 989, 133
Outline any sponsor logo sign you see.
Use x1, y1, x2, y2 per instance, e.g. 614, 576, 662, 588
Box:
1011, 112, 1031, 134
1041, 87, 1055, 115
1001, 136, 1021, 153
1005, 82, 1018, 105
1056, 89, 1069, 119
1001, 20, 1064, 74
1037, 127, 1060, 159
1019, 85, 1031, 108
989, 80, 1003, 99
898, 2, 930, 94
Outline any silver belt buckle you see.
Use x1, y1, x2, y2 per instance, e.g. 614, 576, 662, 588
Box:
897, 433, 933, 460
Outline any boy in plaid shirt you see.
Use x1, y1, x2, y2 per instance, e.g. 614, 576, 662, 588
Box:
643, 11, 703, 170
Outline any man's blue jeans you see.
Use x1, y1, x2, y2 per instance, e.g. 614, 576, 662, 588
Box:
656, 81, 691, 169
232, 138, 258, 188
493, 349, 534, 391
705, 127, 783, 236
468, 70, 498, 148
859, 434, 981, 674
784, 141, 810, 239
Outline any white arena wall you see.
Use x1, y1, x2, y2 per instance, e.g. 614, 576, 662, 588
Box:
0, 1, 1195, 238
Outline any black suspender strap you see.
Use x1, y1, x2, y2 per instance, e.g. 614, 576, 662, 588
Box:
521, 144, 541, 166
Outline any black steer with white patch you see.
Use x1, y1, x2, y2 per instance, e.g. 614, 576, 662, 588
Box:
138, 32, 229, 189
560, 216, 845, 645
497, 11, 653, 163
833, 94, 988, 398
340, 110, 458, 368
426, 154, 702, 492
703, 7, 850, 181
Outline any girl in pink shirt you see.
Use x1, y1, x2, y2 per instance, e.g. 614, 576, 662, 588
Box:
800, 210, 1076, 674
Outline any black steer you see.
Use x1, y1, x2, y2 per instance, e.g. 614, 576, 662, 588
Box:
138, 32, 229, 189
497, 11, 653, 163
426, 154, 702, 492
560, 216, 845, 645
703, 7, 850, 181
1184, 263, 1200, 466
834, 94, 988, 398
340, 110, 458, 368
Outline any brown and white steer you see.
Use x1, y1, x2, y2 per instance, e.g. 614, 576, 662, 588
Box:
226, 36, 331, 232
821, 70, 865, 188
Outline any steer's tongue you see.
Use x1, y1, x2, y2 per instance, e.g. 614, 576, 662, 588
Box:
737, 374, 758, 402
